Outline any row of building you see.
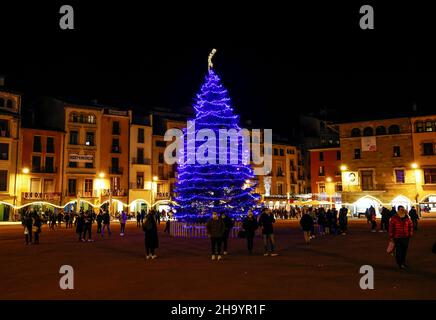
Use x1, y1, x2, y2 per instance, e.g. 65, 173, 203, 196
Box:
1, 87, 435, 220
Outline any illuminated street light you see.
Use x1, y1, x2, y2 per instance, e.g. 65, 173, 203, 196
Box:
340, 165, 347, 171
99, 172, 105, 178
22, 168, 29, 174
153, 176, 158, 181
326, 177, 332, 183
411, 163, 419, 169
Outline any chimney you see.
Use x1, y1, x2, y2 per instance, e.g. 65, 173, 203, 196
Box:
412, 103, 417, 112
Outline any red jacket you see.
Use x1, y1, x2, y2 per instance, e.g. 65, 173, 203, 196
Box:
389, 215, 413, 239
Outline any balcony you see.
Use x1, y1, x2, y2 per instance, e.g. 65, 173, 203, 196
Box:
109, 167, 123, 175
31, 167, 57, 174
79, 190, 98, 198
132, 157, 151, 165
111, 146, 122, 153
100, 188, 127, 197
22, 192, 61, 200
112, 128, 121, 135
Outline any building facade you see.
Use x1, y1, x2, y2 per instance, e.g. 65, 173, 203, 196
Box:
309, 147, 342, 199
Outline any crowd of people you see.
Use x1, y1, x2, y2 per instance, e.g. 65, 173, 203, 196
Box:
19, 204, 427, 270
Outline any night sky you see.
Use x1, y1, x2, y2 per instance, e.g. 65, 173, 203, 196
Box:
1, 2, 435, 138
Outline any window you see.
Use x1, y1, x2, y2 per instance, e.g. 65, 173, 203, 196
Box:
415, 121, 424, 133
84, 132, 94, 146
158, 153, 164, 164
156, 140, 166, 147
69, 131, 78, 145
87, 114, 95, 124
423, 143, 434, 156
30, 178, 41, 192
335, 183, 343, 192
158, 166, 164, 178
279, 149, 284, 156
277, 183, 283, 195
69, 160, 77, 168
424, 168, 436, 184
138, 128, 145, 143
136, 148, 144, 164
393, 146, 401, 157
33, 136, 42, 152
45, 156, 54, 172
32, 156, 41, 172
84, 179, 93, 193
351, 128, 361, 137
68, 179, 77, 196
318, 183, 326, 193
363, 127, 374, 136
276, 162, 283, 176
319, 166, 325, 176
376, 126, 386, 135
111, 177, 120, 190
0, 143, 8, 160
426, 121, 434, 132
0, 98, 4, 107
112, 138, 120, 153
361, 170, 374, 191
336, 151, 341, 160
85, 160, 93, 168
43, 179, 54, 193
136, 172, 144, 189
112, 121, 120, 135
46, 137, 54, 153
319, 152, 324, 161
6, 99, 13, 108
0, 170, 7, 191
0, 120, 8, 137
71, 113, 79, 122
354, 148, 361, 159
111, 157, 119, 169
388, 125, 400, 134
395, 169, 405, 183
273, 148, 278, 156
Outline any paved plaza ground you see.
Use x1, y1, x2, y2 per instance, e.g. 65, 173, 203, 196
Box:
0, 219, 435, 300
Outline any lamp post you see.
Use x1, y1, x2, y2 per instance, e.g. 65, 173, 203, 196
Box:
411, 163, 420, 215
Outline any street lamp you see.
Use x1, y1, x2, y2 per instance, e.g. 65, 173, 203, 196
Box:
99, 172, 105, 179
340, 165, 347, 172
22, 167, 30, 174
411, 163, 420, 214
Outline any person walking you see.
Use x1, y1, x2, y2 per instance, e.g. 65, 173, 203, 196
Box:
220, 213, 234, 255
23, 213, 33, 245
408, 206, 419, 231
317, 208, 326, 236
76, 212, 84, 242
242, 211, 258, 254
300, 211, 314, 244
101, 210, 112, 236
338, 206, 348, 235
96, 211, 103, 234
258, 209, 278, 256
389, 205, 413, 270
120, 210, 128, 236
206, 212, 225, 260
64, 212, 70, 229
143, 211, 159, 259
33, 215, 42, 244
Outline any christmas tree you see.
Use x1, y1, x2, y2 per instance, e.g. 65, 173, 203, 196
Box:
174, 50, 260, 222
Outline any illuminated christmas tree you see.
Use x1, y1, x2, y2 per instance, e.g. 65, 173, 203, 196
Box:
174, 49, 260, 222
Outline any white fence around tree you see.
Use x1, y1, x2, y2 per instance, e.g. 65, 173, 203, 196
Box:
169, 221, 261, 238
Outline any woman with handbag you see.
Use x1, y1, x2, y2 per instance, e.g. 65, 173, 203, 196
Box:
242, 211, 258, 254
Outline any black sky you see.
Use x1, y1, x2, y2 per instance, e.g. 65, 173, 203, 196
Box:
1, 1, 435, 138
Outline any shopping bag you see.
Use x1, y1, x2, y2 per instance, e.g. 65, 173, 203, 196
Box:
24, 227, 29, 235
386, 240, 395, 254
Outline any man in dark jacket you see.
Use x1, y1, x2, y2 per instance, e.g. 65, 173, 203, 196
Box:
206, 212, 225, 260
143, 212, 159, 259
76, 212, 84, 242
408, 206, 419, 231
242, 211, 258, 254
389, 205, 413, 270
220, 213, 234, 255
258, 209, 277, 256
101, 210, 112, 236
380, 207, 390, 232
300, 212, 314, 244
338, 206, 348, 235
23, 213, 33, 244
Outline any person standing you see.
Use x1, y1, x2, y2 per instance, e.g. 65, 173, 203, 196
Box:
408, 206, 419, 231
96, 211, 103, 234
143, 211, 159, 259
300, 211, 314, 244
120, 210, 128, 236
338, 206, 348, 235
369, 206, 377, 232
33, 215, 42, 244
380, 207, 390, 232
64, 212, 70, 229
242, 211, 258, 254
76, 212, 84, 242
23, 213, 33, 245
258, 209, 278, 256
140, 209, 145, 225
82, 210, 93, 242
389, 205, 413, 269
136, 211, 141, 228
206, 212, 225, 260
220, 213, 234, 255
101, 210, 112, 236
317, 208, 326, 236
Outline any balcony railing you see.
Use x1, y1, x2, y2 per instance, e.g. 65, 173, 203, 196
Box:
109, 167, 123, 174
129, 182, 146, 189
22, 192, 61, 200
132, 157, 151, 165
31, 167, 57, 173
111, 146, 122, 153
101, 188, 127, 197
